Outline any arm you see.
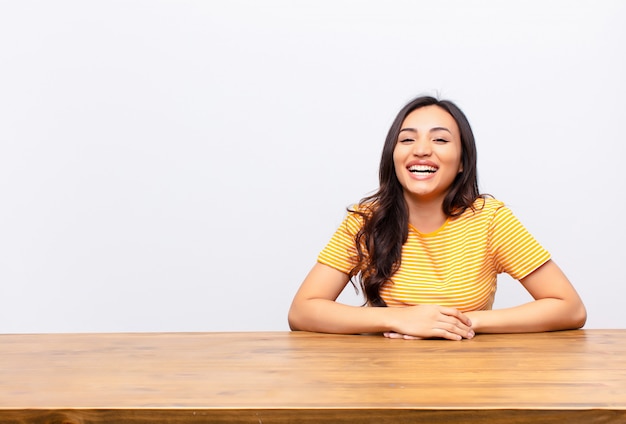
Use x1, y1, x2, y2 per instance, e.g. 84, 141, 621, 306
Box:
288, 262, 474, 340
465, 259, 586, 333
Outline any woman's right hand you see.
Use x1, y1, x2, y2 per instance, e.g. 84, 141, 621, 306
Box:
385, 304, 475, 340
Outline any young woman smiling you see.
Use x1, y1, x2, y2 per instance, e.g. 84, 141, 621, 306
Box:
288, 95, 586, 340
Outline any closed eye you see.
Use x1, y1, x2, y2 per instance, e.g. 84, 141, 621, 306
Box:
399, 138, 414, 143
434, 138, 449, 143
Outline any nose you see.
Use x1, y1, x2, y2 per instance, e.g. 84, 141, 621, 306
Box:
412, 136, 432, 156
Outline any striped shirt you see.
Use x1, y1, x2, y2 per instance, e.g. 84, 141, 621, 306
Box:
317, 198, 550, 311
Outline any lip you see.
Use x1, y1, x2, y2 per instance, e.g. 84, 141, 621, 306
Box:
406, 160, 439, 180
406, 159, 438, 169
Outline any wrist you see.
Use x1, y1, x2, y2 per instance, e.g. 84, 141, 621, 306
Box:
377, 305, 400, 333
465, 311, 482, 333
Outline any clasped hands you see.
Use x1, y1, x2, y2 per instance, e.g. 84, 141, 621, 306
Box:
383, 304, 475, 341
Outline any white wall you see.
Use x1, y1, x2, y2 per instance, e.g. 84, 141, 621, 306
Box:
1, 0, 624, 333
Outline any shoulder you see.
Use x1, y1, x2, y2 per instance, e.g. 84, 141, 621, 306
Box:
459, 196, 507, 219
449, 197, 516, 232
474, 196, 505, 212
471, 197, 534, 238
339, 203, 370, 233
346, 200, 379, 221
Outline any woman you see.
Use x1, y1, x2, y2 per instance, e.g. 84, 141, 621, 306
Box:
288, 95, 586, 340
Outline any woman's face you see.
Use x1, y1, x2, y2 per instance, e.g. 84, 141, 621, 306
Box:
393, 105, 463, 205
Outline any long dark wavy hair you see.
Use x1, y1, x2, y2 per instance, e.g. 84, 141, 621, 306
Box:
348, 96, 483, 307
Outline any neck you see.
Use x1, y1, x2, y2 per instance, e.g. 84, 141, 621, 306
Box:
404, 194, 447, 233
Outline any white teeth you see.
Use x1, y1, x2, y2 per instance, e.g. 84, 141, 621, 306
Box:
409, 165, 437, 173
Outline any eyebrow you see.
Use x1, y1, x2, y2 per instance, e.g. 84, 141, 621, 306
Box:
399, 126, 453, 135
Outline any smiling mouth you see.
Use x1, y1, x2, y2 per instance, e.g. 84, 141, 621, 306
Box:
409, 165, 438, 174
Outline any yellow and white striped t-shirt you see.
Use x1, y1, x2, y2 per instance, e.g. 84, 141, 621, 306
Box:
317, 198, 550, 312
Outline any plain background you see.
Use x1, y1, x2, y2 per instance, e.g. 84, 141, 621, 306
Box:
1, 0, 625, 333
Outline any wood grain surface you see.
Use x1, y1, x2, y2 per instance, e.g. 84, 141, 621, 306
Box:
1, 330, 625, 423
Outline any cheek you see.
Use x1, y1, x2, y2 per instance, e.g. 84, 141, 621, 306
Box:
454, 147, 463, 172
392, 149, 405, 175
392, 144, 400, 160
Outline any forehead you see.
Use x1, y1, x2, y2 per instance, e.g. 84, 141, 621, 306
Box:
401, 105, 459, 134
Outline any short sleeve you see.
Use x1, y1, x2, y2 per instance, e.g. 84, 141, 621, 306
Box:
317, 211, 363, 275
488, 206, 551, 280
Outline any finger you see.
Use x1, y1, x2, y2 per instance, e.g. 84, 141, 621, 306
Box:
437, 315, 473, 335
435, 320, 475, 340
384, 332, 422, 340
401, 334, 422, 340
384, 332, 404, 339
432, 327, 465, 341
439, 307, 472, 327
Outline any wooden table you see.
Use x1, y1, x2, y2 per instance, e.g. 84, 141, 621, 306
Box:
1, 330, 625, 423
